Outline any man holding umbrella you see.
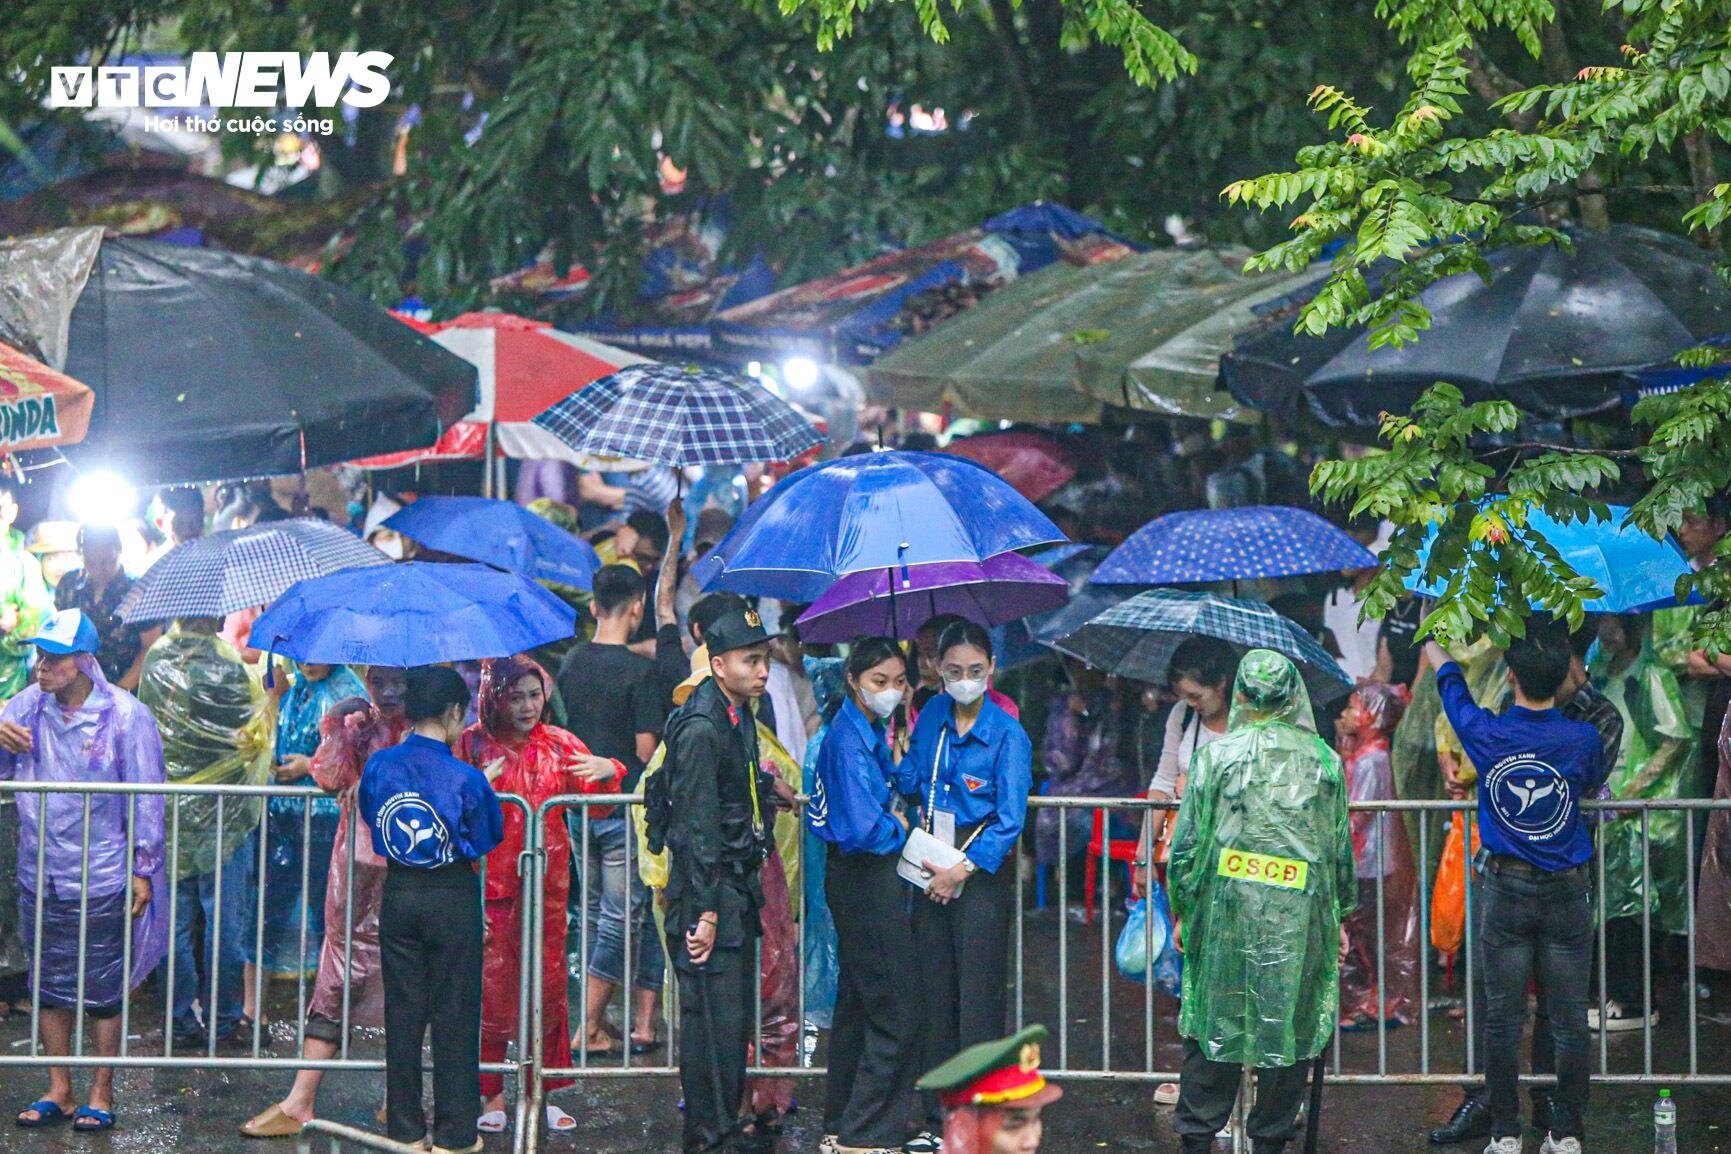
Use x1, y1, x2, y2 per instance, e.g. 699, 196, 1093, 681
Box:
656, 608, 778, 1154
1167, 650, 1355, 1154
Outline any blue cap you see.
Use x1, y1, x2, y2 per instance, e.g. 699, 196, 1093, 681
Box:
32, 609, 101, 656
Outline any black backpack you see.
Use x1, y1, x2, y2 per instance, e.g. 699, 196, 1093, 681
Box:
643, 711, 683, 856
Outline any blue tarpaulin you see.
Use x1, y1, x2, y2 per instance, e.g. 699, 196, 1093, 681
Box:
707, 202, 1138, 367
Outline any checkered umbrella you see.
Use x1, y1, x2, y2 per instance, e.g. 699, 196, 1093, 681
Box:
531, 364, 825, 467
1052, 589, 1352, 702
119, 518, 390, 624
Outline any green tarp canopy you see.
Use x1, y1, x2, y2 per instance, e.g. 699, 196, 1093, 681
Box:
866, 247, 1316, 423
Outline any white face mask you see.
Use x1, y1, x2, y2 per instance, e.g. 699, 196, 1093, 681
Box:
945, 677, 987, 707
861, 686, 903, 719
373, 533, 405, 561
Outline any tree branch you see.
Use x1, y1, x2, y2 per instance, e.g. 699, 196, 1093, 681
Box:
1479, 442, 1641, 459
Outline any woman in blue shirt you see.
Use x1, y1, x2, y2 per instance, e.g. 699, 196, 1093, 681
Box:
807, 637, 922, 1154
897, 621, 1034, 1133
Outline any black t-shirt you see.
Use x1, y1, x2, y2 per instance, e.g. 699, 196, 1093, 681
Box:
557, 642, 666, 791
1382, 596, 1424, 685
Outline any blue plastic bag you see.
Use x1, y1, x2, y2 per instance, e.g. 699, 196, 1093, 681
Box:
1115, 882, 1182, 996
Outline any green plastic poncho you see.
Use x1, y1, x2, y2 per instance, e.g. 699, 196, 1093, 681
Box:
138, 627, 274, 878
1168, 649, 1356, 1069
0, 528, 52, 701
1593, 621, 1697, 933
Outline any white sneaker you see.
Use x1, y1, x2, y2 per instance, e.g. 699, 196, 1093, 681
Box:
1588, 1000, 1658, 1032
1484, 1139, 1522, 1154
1540, 1135, 1582, 1154
904, 1133, 943, 1154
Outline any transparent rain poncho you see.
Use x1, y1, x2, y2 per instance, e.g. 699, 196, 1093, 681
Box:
1337, 683, 1420, 1026
1168, 649, 1356, 1068
251, 663, 366, 974
1592, 621, 1697, 933
1699, 712, 1731, 973
137, 627, 274, 879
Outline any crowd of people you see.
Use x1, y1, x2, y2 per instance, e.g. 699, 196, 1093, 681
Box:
0, 427, 1723, 1154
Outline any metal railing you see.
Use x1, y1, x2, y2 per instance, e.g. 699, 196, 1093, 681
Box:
3, 783, 1727, 1153
0, 781, 540, 1154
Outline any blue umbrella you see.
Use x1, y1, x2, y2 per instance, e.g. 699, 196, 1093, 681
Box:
251, 562, 576, 667
693, 450, 1068, 601
1405, 504, 1698, 614
384, 496, 599, 588
1090, 505, 1376, 586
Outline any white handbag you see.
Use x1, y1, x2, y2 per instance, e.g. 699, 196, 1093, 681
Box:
897, 727, 978, 893
898, 825, 967, 893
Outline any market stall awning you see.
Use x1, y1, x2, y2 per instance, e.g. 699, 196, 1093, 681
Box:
0, 340, 94, 452
866, 248, 1303, 423
353, 311, 649, 469
708, 202, 1137, 367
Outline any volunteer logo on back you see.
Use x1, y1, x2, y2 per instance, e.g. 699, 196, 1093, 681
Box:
1485, 754, 1573, 842
379, 792, 453, 867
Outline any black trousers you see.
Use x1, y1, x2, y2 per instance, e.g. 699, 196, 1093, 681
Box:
1474, 862, 1594, 1140
669, 889, 758, 1154
823, 848, 922, 1147
912, 858, 1014, 1124
1174, 1037, 1310, 1145
1464, 870, 1554, 1107
380, 863, 484, 1149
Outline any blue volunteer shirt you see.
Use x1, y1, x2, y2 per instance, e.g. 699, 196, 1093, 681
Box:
358, 734, 505, 868
896, 693, 1033, 875
807, 697, 905, 855
1436, 661, 1608, 871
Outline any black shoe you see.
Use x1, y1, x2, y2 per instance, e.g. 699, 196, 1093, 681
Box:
1429, 1096, 1492, 1144
1180, 1139, 1214, 1154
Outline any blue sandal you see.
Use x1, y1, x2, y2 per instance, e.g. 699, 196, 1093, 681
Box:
16, 1100, 69, 1128
72, 1106, 115, 1132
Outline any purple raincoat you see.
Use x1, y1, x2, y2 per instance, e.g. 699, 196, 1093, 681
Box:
0, 653, 169, 1008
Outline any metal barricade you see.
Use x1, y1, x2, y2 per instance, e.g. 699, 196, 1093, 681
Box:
532, 793, 1731, 1103
4, 780, 1729, 1154
0, 781, 542, 1154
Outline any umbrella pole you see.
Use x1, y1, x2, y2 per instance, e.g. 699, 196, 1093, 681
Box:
888, 566, 897, 641
482, 422, 496, 498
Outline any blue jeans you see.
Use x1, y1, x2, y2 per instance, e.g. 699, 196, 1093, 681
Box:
575, 815, 663, 991
172, 840, 256, 1038
1477, 859, 1594, 1140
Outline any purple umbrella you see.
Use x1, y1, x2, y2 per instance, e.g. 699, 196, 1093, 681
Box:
795, 553, 1069, 643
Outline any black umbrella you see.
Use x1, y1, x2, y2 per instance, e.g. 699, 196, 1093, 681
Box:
1221, 226, 1731, 429
1, 230, 476, 484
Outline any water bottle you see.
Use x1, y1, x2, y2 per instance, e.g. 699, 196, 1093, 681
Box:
1653, 1088, 1676, 1154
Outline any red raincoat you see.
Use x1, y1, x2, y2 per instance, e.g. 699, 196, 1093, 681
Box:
458, 657, 623, 1096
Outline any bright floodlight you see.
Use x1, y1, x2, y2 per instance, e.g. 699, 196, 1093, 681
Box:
781, 356, 820, 392
68, 471, 138, 526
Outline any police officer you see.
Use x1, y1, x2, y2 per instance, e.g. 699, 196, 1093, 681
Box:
916, 1024, 1062, 1154
663, 608, 776, 1154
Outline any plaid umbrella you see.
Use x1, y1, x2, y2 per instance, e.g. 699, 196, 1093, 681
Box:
120, 518, 390, 624
531, 363, 824, 467
1053, 589, 1352, 702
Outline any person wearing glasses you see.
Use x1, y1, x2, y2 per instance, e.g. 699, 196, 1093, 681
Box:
898, 621, 1034, 1153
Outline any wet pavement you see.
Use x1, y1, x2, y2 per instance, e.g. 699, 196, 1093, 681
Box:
0, 902, 1727, 1153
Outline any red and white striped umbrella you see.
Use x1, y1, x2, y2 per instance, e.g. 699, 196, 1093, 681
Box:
355, 311, 650, 468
